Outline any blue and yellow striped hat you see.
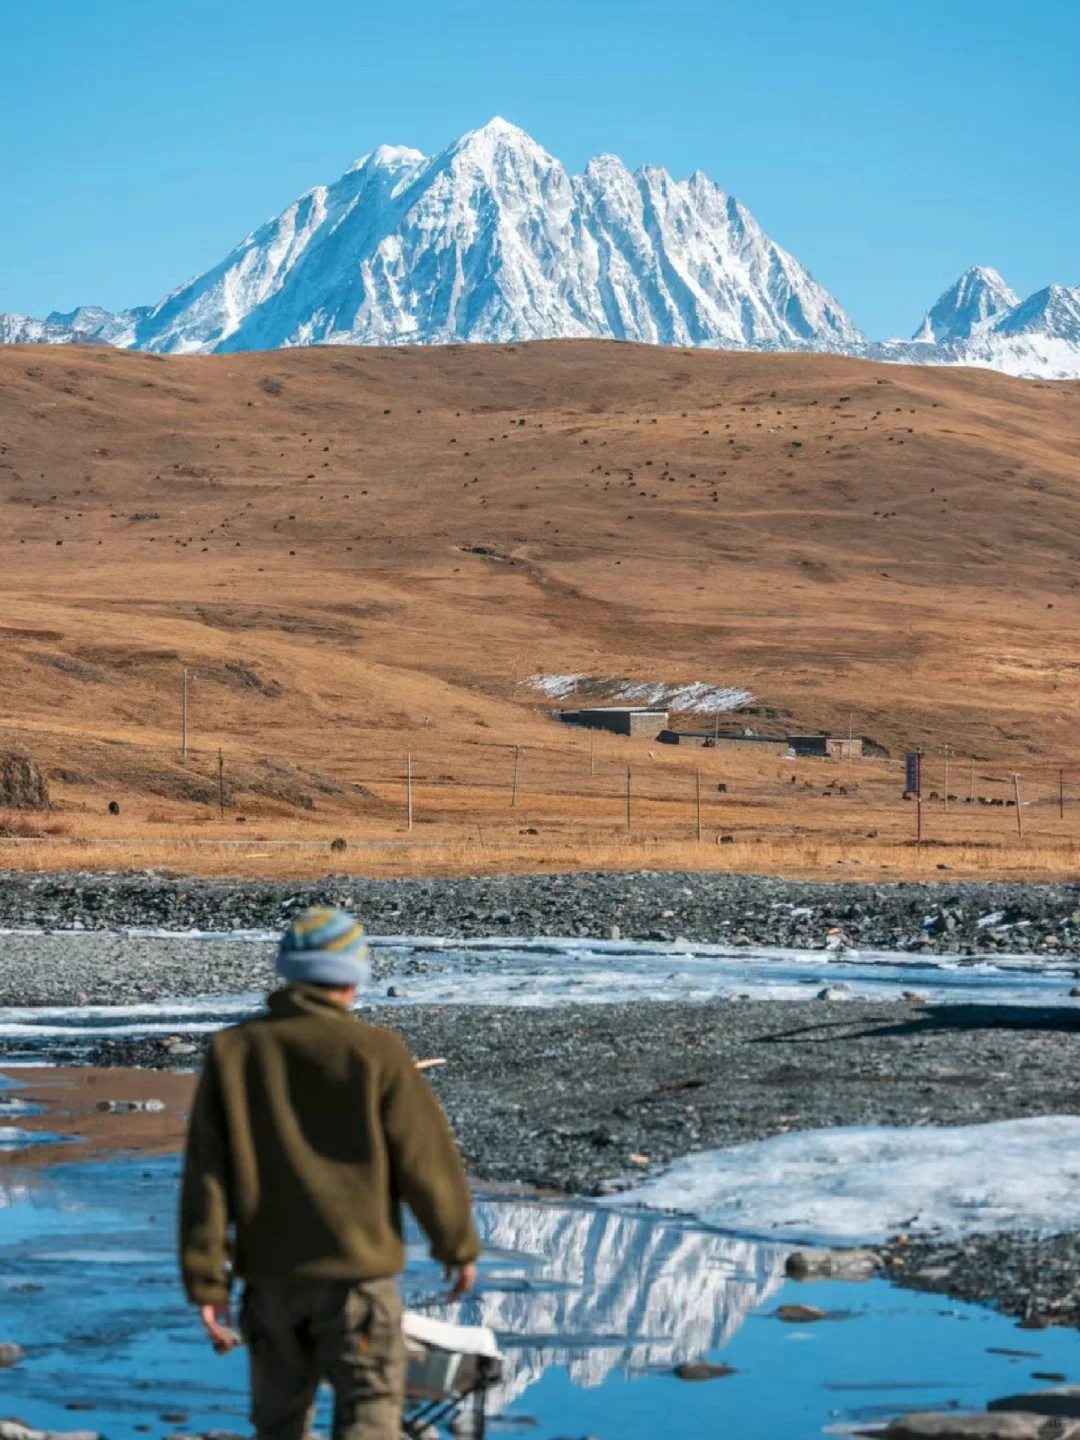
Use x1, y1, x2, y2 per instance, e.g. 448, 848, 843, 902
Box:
277, 905, 371, 987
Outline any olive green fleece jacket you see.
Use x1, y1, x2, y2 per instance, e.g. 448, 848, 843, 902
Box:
180, 984, 479, 1304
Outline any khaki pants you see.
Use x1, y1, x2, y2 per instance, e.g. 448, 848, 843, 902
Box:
240, 1278, 406, 1440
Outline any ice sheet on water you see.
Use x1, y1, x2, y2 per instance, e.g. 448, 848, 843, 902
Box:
609, 1117, 1080, 1244
0, 935, 1078, 1037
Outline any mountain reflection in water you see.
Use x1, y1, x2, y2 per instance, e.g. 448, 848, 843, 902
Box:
0, 1157, 782, 1432
450, 1199, 785, 1408
4, 1156, 1079, 1439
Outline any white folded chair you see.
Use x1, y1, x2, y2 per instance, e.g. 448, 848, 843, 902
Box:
401, 1311, 504, 1439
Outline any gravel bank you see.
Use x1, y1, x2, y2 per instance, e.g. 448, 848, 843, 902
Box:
886, 1231, 1080, 1331
4, 869, 1080, 956
10, 999, 1080, 1197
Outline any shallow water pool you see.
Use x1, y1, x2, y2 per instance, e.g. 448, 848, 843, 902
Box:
1, 1155, 1075, 1440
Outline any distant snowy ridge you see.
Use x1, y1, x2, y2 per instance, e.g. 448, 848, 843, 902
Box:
866, 273, 1080, 381
2, 118, 1078, 378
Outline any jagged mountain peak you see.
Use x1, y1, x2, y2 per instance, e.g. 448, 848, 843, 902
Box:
912, 264, 1020, 343
347, 143, 426, 175
46, 119, 859, 355
995, 283, 1080, 340
442, 116, 556, 171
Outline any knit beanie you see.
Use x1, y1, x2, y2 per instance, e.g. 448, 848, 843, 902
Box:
276, 905, 371, 988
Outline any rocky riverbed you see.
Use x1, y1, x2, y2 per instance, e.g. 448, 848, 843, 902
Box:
12, 999, 1080, 1199
3, 868, 1080, 956
5, 867, 1080, 1347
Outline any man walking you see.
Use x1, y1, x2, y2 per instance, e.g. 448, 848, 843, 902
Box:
180, 906, 479, 1440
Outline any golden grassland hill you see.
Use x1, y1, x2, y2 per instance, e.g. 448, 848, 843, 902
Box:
0, 338, 1078, 871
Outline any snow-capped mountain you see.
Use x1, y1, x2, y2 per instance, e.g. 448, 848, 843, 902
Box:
1, 118, 1077, 379
1, 119, 860, 356
133, 118, 862, 353
912, 265, 1020, 343
865, 273, 1080, 380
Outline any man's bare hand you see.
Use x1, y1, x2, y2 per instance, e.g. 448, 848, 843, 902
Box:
199, 1301, 240, 1353
444, 1262, 477, 1301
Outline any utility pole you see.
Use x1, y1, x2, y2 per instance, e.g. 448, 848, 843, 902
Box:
943, 746, 951, 811
511, 746, 521, 808
217, 748, 225, 819
695, 769, 702, 843
406, 754, 413, 831
915, 748, 923, 849
182, 668, 189, 759
1060, 767, 1065, 821
969, 757, 975, 804
1013, 773, 1023, 839
626, 766, 632, 831
589, 731, 596, 779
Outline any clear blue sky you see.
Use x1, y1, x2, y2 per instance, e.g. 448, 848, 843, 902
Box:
1, 0, 1075, 339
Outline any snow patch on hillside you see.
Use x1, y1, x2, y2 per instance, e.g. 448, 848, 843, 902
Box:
529, 674, 751, 710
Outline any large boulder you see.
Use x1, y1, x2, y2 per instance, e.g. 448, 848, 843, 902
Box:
883, 1413, 1080, 1438
0, 752, 50, 810
989, 1388, 1080, 1418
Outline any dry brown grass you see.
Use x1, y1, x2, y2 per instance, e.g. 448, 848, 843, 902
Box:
4, 834, 1080, 883
1, 339, 1078, 883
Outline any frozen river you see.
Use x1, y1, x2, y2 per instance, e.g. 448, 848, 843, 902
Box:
0, 928, 1078, 1039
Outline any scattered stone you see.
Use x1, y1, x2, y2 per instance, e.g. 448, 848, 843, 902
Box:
674, 1360, 737, 1381
330, 838, 347, 853
161, 1038, 198, 1056
902, 990, 930, 1005
775, 1303, 828, 1323
0, 1341, 25, 1367
785, 1249, 880, 1281
816, 984, 852, 1001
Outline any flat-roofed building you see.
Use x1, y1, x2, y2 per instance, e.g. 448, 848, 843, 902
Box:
559, 706, 669, 737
